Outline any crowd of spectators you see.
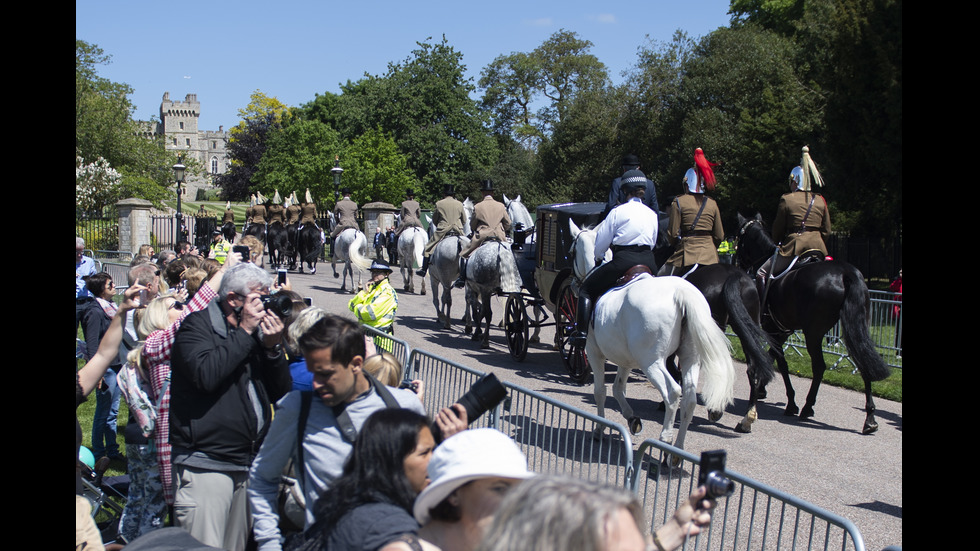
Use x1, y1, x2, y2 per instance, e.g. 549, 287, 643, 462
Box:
76, 235, 717, 551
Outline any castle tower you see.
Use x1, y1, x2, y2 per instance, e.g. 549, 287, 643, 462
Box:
157, 92, 229, 198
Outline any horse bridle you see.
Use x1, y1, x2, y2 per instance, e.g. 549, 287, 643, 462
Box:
734, 218, 774, 271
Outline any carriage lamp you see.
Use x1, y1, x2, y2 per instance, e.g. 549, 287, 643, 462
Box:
173, 156, 187, 244
331, 156, 343, 202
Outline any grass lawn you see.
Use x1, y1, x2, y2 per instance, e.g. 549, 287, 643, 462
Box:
728, 336, 903, 403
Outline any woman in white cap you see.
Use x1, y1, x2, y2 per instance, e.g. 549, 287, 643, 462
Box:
413, 428, 534, 551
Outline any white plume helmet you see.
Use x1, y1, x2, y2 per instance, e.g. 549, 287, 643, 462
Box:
272, 189, 282, 204
791, 145, 824, 191
305, 188, 313, 203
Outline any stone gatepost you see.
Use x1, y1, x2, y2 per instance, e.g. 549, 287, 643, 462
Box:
116, 198, 153, 256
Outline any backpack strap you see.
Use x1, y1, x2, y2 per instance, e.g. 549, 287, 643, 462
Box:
332, 372, 401, 444
295, 391, 313, 474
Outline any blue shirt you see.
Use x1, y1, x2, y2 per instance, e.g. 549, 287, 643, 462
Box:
76, 255, 97, 299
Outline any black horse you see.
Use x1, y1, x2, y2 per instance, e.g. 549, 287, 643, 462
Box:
243, 222, 266, 250
663, 263, 777, 433
266, 221, 290, 270
221, 221, 237, 244
296, 224, 322, 274
285, 222, 299, 270
734, 213, 891, 434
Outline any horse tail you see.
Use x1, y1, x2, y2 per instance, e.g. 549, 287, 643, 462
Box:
840, 265, 892, 382
498, 243, 523, 293
413, 228, 426, 269
349, 232, 373, 270
676, 282, 735, 412
722, 272, 776, 387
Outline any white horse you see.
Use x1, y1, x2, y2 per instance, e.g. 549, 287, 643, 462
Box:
571, 223, 734, 454
332, 228, 372, 293
397, 226, 429, 294
463, 241, 523, 349
428, 233, 470, 329
503, 194, 535, 244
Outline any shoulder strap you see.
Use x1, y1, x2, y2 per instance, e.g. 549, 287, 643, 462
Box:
688, 196, 708, 233
332, 372, 401, 444
296, 391, 313, 471
798, 194, 817, 235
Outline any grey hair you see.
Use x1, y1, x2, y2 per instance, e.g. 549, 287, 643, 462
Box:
218, 262, 273, 299
76, 237, 85, 249
474, 475, 645, 551
128, 262, 158, 286
286, 306, 327, 351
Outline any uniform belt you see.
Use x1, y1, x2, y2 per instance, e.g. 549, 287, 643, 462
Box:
801, 226, 822, 232
680, 230, 713, 237
611, 244, 651, 253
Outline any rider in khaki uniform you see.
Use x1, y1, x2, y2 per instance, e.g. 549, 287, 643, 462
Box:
417, 184, 465, 277
659, 148, 725, 275
285, 192, 302, 226
251, 192, 268, 225
393, 189, 423, 239
330, 188, 359, 257
757, 145, 832, 284
454, 180, 512, 288
266, 190, 285, 225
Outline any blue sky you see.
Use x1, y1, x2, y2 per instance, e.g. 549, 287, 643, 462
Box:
77, 0, 734, 131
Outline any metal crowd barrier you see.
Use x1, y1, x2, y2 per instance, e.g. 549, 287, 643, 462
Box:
99, 261, 132, 291
725, 290, 902, 370
362, 325, 412, 370
406, 349, 635, 488
630, 439, 865, 551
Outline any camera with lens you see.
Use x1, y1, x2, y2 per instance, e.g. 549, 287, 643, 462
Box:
431, 373, 508, 442
698, 450, 734, 499
260, 293, 293, 319
399, 380, 420, 393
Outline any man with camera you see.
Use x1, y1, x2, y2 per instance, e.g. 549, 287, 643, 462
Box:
168, 262, 291, 551
247, 312, 456, 551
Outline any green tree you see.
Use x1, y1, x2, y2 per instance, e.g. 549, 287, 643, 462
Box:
331, 37, 498, 205
341, 128, 420, 206
76, 40, 173, 208
218, 90, 294, 200
532, 30, 609, 130
253, 119, 342, 202
479, 52, 543, 147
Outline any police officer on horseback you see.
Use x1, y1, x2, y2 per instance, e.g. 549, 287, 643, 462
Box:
756, 146, 832, 288
571, 169, 660, 347
417, 183, 465, 277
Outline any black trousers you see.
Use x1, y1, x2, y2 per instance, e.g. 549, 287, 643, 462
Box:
581, 249, 659, 300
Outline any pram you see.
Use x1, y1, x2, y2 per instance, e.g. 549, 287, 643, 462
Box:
78, 456, 129, 545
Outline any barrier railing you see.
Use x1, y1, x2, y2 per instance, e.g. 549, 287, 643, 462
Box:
630, 439, 866, 551
725, 290, 902, 370
362, 325, 412, 371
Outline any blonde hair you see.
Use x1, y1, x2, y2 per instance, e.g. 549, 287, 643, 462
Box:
239, 235, 265, 262
182, 267, 208, 298
363, 352, 403, 387
138, 293, 178, 339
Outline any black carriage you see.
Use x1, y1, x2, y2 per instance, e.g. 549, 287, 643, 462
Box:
505, 202, 607, 383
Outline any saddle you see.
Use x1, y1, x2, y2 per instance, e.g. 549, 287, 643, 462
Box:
760, 250, 826, 334
615, 265, 653, 287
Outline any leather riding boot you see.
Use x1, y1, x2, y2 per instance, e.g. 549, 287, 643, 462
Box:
570, 293, 592, 347
453, 257, 468, 288
328, 237, 335, 258
416, 255, 430, 277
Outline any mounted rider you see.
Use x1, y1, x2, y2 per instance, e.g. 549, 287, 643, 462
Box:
393, 188, 423, 239
453, 179, 512, 288
222, 201, 235, 225
267, 190, 285, 225
755, 146, 832, 289
330, 188, 359, 257
251, 191, 268, 226
417, 184, 465, 277
659, 148, 725, 276
285, 191, 302, 225
571, 169, 660, 347
604, 154, 660, 217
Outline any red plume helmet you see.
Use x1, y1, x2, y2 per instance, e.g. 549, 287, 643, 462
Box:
693, 148, 718, 192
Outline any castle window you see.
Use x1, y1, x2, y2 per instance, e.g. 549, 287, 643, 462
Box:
212, 141, 216, 149
173, 138, 177, 145
179, 122, 184, 130
186, 138, 191, 146
211, 157, 218, 174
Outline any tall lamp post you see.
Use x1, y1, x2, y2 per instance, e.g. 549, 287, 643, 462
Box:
173, 156, 186, 246
330, 156, 343, 202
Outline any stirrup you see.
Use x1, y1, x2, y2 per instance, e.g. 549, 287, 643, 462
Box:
453, 277, 465, 289
569, 331, 588, 347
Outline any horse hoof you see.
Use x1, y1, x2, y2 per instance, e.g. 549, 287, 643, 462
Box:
481, 341, 491, 349
734, 422, 752, 434
529, 335, 540, 344
784, 404, 799, 417
310, 267, 316, 275
862, 421, 879, 434
628, 417, 642, 435
707, 409, 723, 423
421, 289, 426, 296
800, 405, 815, 419
333, 272, 340, 279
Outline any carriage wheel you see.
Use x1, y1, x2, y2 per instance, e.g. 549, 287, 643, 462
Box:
556, 281, 591, 385
505, 293, 529, 362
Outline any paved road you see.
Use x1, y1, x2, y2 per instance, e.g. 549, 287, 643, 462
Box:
280, 262, 902, 551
